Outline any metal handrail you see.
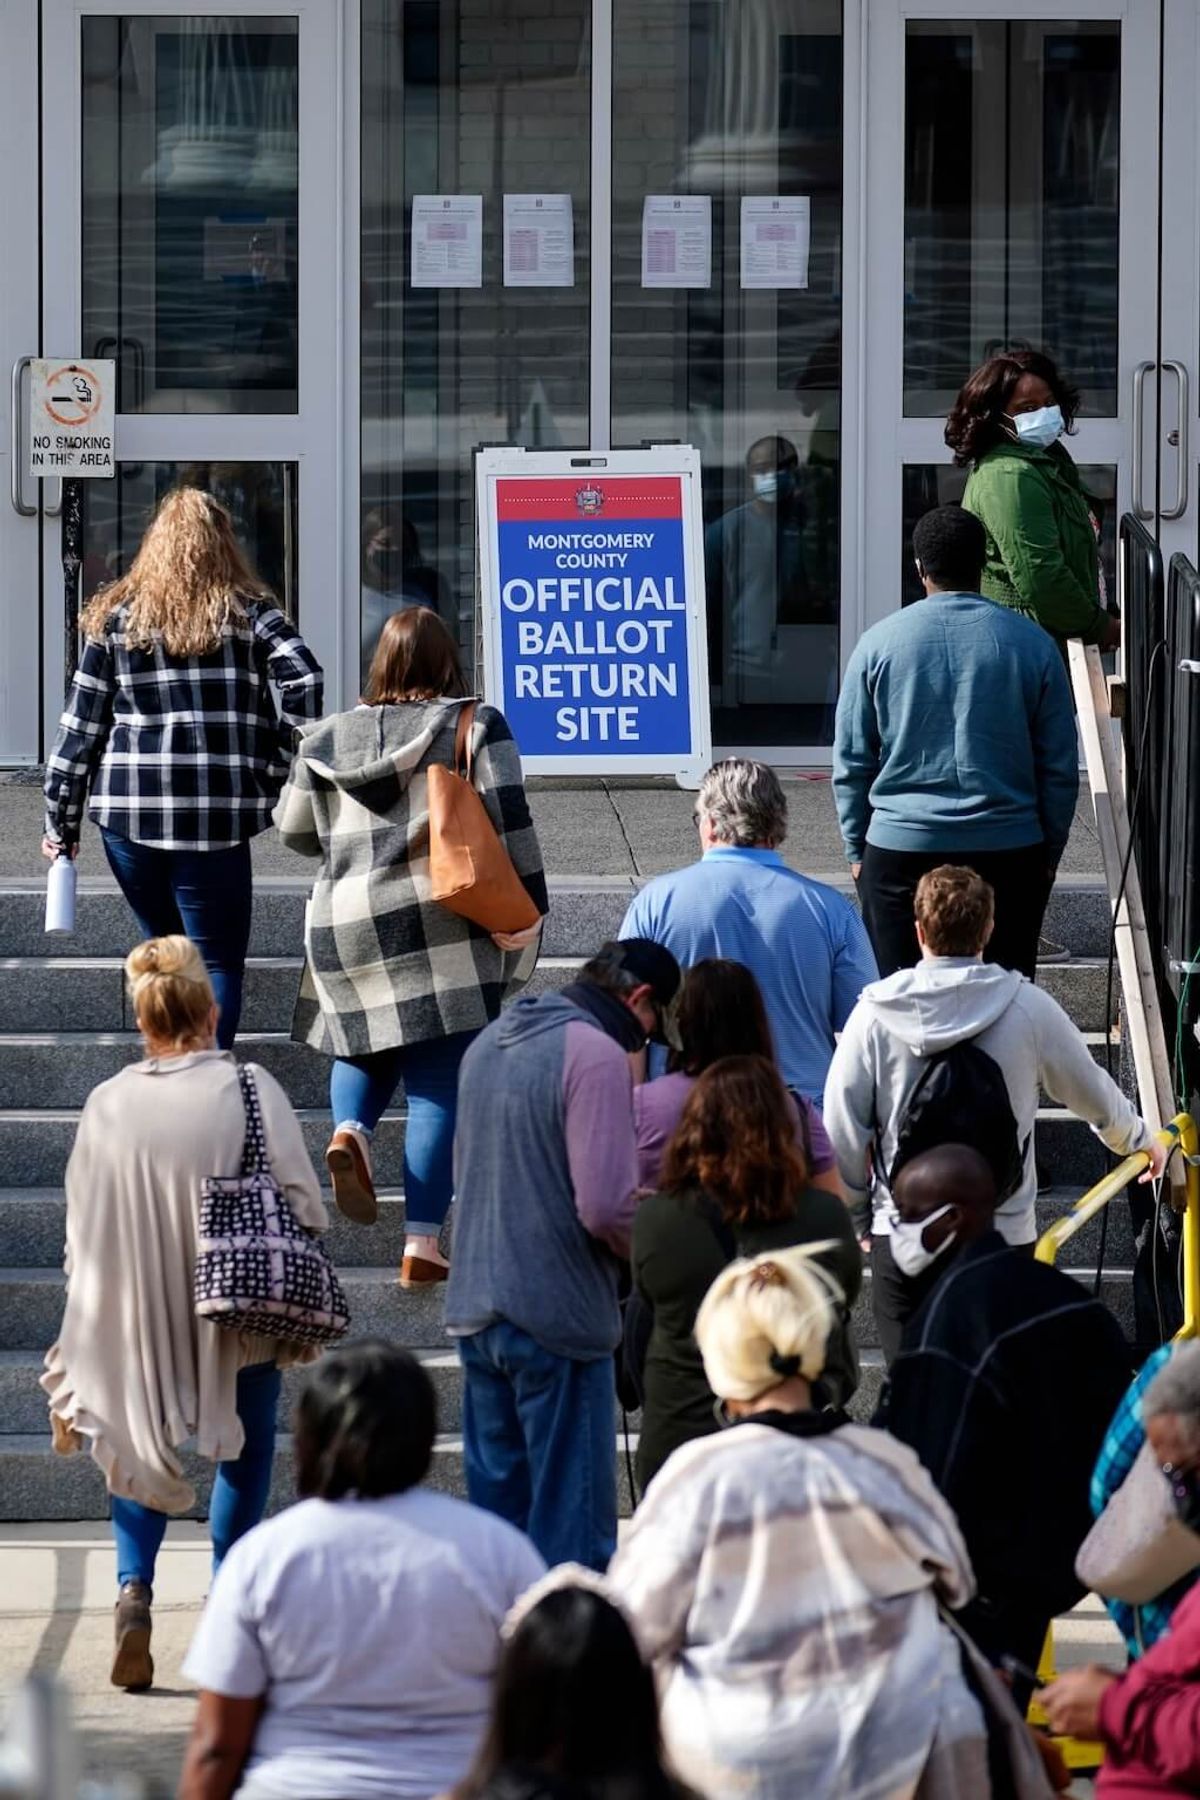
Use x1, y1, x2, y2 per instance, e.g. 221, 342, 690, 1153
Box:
1035, 1112, 1200, 1337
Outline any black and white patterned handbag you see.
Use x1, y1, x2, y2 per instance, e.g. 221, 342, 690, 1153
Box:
194, 1065, 350, 1347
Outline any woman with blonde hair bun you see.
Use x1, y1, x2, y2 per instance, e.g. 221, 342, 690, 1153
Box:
610, 1247, 1054, 1799
42, 486, 323, 1047
41, 935, 328, 1696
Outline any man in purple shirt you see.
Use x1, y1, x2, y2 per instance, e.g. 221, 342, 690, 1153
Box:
446, 938, 681, 1570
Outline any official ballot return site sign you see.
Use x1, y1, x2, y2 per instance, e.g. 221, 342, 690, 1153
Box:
476, 447, 712, 783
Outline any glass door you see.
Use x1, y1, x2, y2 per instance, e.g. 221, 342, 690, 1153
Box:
609, 0, 848, 755
863, 0, 1160, 630
39, 0, 341, 742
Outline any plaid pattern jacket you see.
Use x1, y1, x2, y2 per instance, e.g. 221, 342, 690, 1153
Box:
44, 600, 323, 850
275, 699, 548, 1056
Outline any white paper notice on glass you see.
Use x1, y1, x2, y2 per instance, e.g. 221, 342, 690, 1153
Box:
740, 196, 810, 290
411, 195, 483, 289
503, 194, 574, 288
641, 195, 712, 289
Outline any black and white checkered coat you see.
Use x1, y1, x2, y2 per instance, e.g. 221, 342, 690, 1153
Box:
44, 600, 323, 849
275, 699, 548, 1056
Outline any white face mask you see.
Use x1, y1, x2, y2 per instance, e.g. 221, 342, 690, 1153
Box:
889, 1203, 959, 1278
752, 471, 779, 502
1009, 404, 1065, 451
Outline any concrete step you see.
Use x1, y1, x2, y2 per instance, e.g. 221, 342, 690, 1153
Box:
0, 1187, 413, 1268
0, 949, 1123, 1042
0, 1181, 1134, 1270
0, 1256, 1135, 1356
0, 878, 636, 962
0, 1095, 1121, 1193
0, 874, 1114, 959
0, 1352, 890, 1522
0, 1108, 413, 1189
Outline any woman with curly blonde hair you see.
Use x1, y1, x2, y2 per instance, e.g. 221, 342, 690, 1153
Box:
43, 487, 323, 1045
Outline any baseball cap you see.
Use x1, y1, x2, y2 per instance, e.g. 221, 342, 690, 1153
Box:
602, 938, 682, 1007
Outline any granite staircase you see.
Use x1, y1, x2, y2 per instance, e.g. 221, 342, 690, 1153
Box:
0, 871, 1132, 1521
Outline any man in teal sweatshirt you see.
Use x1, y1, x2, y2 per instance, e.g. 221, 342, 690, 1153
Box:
833, 505, 1077, 980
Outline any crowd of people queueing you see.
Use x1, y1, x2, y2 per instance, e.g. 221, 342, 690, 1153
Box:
31, 349, 1200, 1797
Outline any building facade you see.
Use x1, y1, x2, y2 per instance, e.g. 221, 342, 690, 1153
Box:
1, 0, 1198, 765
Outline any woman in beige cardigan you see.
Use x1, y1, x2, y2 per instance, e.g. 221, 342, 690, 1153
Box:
41, 936, 328, 1693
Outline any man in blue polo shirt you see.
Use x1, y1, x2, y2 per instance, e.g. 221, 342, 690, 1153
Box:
618, 758, 877, 1103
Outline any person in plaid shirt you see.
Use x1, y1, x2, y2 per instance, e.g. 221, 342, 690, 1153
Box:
1090, 1342, 1200, 1658
43, 488, 323, 1046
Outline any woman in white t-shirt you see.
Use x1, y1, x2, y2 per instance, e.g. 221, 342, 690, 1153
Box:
179, 1340, 546, 1800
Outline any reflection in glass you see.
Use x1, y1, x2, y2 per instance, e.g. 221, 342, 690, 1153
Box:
900, 462, 1116, 614
82, 17, 299, 415
361, 0, 591, 684
81, 463, 298, 618
904, 21, 1120, 418
612, 0, 842, 748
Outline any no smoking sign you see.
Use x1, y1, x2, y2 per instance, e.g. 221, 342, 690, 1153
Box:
27, 358, 115, 479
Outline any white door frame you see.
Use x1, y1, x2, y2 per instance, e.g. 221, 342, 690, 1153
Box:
39, 0, 345, 750
0, 0, 42, 764
863, 0, 1162, 634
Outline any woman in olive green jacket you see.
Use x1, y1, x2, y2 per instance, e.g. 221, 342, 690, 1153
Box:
948, 349, 1120, 651
631, 1054, 861, 1492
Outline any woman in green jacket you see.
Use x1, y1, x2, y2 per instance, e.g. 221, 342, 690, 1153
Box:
631, 1054, 861, 1492
948, 349, 1120, 651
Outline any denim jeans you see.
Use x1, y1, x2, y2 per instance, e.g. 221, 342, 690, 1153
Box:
329, 1029, 477, 1235
110, 1362, 281, 1590
459, 1322, 618, 1572
100, 829, 254, 1049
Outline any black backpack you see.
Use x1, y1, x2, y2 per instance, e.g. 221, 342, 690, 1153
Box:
885, 1040, 1027, 1201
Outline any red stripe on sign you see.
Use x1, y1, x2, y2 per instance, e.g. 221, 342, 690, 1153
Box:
495, 477, 683, 521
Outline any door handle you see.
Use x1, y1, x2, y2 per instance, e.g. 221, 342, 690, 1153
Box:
9, 357, 36, 516
1162, 360, 1190, 521
1132, 360, 1154, 521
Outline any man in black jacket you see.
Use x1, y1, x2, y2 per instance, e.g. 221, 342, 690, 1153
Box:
875, 1144, 1131, 1701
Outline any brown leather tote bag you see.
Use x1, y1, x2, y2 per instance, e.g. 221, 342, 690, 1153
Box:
427, 702, 541, 932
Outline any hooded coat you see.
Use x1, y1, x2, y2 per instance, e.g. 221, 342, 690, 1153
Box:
273, 699, 547, 1057
822, 956, 1151, 1243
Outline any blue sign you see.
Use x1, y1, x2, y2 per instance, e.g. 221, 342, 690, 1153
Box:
493, 474, 694, 757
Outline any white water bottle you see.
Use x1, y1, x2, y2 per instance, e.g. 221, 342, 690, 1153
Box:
45, 852, 77, 936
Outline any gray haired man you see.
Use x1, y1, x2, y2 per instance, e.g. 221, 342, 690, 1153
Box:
618, 758, 878, 1103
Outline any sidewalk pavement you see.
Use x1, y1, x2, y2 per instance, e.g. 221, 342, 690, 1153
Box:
0, 767, 1103, 883
0, 1523, 1117, 1798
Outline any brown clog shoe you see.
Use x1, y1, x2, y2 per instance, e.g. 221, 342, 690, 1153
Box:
111, 1580, 154, 1692
399, 1254, 449, 1289
326, 1127, 378, 1225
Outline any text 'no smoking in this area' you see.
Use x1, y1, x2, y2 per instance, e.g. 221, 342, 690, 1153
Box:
27, 359, 116, 479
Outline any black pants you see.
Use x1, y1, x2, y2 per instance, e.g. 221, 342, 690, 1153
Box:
872, 1234, 1038, 1368
856, 842, 1055, 981
870, 1233, 946, 1367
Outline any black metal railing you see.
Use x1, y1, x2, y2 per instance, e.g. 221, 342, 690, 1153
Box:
1118, 515, 1200, 1106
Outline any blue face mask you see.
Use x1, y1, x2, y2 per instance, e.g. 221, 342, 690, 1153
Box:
753, 471, 779, 502
1009, 405, 1065, 451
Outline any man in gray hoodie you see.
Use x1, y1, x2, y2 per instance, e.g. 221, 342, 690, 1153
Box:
823, 864, 1164, 1360
446, 938, 681, 1571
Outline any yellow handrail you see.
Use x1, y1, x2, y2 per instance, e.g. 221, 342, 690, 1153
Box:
1034, 1112, 1200, 1338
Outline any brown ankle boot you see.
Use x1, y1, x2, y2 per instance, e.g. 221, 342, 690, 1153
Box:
111, 1579, 154, 1691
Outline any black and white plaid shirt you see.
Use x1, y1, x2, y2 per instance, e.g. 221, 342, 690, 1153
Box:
44, 601, 324, 850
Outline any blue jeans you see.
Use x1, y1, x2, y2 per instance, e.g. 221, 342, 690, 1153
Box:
110, 1362, 280, 1591
329, 1029, 477, 1234
459, 1322, 618, 1572
100, 829, 254, 1050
